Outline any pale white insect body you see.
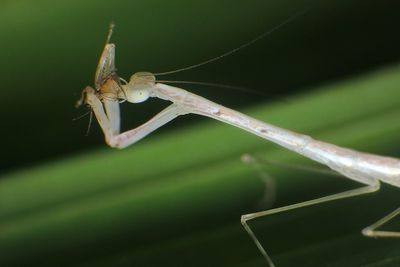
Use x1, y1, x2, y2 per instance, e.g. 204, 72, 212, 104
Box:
79, 25, 400, 267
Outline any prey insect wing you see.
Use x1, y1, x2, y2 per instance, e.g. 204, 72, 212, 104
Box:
94, 23, 118, 90
93, 23, 123, 103
94, 43, 117, 90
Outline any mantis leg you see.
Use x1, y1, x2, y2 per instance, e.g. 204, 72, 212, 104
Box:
240, 154, 380, 267
83, 86, 115, 141
362, 207, 400, 238
84, 86, 185, 149
103, 98, 120, 136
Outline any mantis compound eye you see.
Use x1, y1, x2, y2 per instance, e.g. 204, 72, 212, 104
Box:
123, 72, 155, 103
123, 86, 149, 103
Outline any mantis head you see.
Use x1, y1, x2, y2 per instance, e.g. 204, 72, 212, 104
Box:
121, 72, 155, 103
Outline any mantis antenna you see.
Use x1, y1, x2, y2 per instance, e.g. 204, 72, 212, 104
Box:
154, 7, 310, 76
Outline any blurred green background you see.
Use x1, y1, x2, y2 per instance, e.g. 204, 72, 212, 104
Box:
0, 0, 400, 266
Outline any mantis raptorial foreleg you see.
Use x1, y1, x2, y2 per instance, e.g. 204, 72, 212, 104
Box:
103, 98, 121, 136
83, 86, 185, 148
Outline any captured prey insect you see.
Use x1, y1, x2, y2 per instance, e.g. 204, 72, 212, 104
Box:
77, 24, 400, 266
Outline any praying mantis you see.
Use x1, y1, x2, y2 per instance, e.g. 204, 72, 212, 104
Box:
77, 24, 400, 266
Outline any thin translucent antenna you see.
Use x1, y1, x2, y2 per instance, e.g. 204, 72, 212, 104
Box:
156, 79, 267, 97
154, 7, 310, 76
86, 110, 94, 136
72, 109, 94, 136
72, 110, 91, 121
